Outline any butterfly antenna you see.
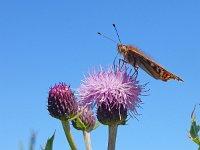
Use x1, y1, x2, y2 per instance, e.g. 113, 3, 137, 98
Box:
113, 24, 122, 44
97, 32, 117, 44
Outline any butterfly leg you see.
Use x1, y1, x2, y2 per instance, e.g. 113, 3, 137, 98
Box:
131, 57, 139, 78
119, 58, 128, 69
132, 66, 139, 78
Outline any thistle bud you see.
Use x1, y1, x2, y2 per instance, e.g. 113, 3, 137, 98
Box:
72, 107, 96, 132
48, 83, 78, 121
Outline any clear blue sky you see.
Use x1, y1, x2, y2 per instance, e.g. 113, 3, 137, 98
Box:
0, 0, 200, 149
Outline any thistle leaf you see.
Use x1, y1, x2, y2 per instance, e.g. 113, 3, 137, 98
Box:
43, 132, 55, 150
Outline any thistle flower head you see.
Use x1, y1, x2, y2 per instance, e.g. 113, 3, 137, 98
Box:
78, 65, 143, 125
48, 83, 78, 121
72, 106, 96, 132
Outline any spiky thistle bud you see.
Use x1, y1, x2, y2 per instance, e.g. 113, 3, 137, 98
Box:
72, 107, 96, 132
48, 83, 78, 121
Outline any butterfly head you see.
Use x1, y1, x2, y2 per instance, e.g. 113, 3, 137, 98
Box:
118, 44, 126, 54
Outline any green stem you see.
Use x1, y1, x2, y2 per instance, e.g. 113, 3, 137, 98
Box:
61, 121, 77, 150
83, 131, 92, 150
108, 125, 118, 150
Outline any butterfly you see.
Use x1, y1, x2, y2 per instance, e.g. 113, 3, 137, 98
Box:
98, 24, 184, 82
117, 44, 184, 82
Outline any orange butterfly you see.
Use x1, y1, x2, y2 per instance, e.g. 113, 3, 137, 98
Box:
117, 44, 183, 82
98, 24, 184, 82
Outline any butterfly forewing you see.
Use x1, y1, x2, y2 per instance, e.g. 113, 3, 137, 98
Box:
118, 44, 183, 82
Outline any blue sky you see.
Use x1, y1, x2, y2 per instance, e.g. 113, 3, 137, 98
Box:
0, 0, 200, 149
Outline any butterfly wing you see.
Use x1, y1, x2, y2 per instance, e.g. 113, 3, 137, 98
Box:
124, 46, 183, 82
138, 57, 183, 82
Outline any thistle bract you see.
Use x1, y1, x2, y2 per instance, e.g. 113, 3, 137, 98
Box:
97, 101, 127, 125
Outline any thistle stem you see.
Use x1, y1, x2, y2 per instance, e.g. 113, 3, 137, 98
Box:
83, 131, 92, 150
61, 121, 77, 150
108, 125, 118, 150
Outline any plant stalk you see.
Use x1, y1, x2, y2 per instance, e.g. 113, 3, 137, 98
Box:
61, 121, 77, 150
83, 131, 92, 150
108, 125, 118, 150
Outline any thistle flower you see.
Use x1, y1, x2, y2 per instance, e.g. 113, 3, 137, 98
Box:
72, 107, 96, 132
48, 83, 78, 121
78, 65, 143, 125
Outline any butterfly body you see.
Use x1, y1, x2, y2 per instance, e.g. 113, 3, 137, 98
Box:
118, 44, 183, 82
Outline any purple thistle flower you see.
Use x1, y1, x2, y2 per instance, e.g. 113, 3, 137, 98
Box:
48, 83, 78, 121
78, 65, 143, 125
